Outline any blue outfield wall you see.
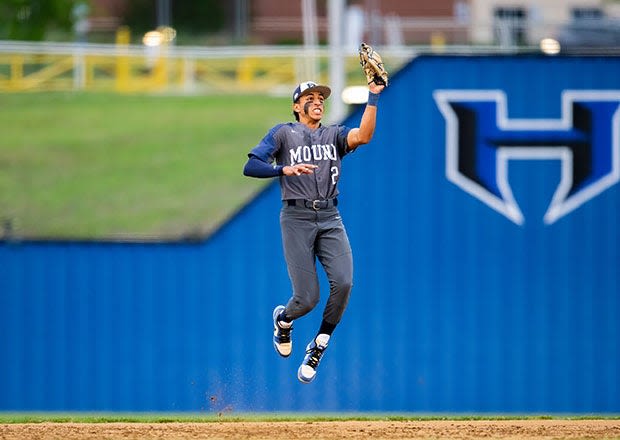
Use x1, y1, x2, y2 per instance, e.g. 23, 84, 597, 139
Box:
1, 55, 619, 412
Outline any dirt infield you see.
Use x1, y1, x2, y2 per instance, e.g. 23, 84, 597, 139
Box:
1, 419, 619, 440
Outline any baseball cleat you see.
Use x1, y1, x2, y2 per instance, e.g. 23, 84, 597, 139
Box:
273, 305, 292, 357
297, 333, 330, 383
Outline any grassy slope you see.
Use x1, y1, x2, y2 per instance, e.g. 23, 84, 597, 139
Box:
0, 92, 291, 239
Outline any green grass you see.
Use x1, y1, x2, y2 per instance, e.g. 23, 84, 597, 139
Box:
0, 92, 291, 240
0, 412, 618, 423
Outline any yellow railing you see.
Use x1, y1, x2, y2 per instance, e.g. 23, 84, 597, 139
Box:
0, 52, 301, 93
0, 40, 415, 94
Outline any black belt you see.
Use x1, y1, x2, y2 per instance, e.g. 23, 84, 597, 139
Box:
285, 198, 338, 210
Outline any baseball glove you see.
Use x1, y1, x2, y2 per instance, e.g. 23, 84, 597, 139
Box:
359, 42, 388, 87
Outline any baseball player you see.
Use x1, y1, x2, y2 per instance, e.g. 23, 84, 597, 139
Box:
242, 76, 384, 383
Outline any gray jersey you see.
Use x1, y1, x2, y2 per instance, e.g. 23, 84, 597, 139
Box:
249, 122, 352, 200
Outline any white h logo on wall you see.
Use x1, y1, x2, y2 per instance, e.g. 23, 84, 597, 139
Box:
434, 90, 620, 225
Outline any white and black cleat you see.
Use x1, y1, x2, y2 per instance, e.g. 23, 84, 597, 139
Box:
297, 333, 330, 383
273, 305, 292, 357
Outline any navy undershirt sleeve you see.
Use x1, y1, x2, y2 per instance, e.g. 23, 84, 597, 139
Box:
243, 154, 284, 178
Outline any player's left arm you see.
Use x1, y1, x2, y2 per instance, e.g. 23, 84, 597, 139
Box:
346, 82, 385, 151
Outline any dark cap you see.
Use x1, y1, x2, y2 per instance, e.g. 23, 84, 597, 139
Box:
292, 81, 331, 102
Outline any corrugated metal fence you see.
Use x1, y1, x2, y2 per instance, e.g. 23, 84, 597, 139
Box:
1, 54, 619, 412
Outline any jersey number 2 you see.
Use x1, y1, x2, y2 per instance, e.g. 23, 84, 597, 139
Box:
330, 166, 339, 185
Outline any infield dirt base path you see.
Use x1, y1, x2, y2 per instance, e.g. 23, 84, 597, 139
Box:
1, 420, 620, 440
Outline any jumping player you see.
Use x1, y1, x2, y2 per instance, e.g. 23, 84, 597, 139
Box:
243, 80, 384, 383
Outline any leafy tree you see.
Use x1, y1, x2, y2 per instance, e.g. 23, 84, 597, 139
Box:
0, 0, 77, 40
124, 0, 224, 37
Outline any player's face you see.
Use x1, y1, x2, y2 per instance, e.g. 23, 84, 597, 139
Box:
294, 92, 325, 123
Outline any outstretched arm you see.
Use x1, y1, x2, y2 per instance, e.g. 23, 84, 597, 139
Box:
243, 155, 317, 178
243, 155, 283, 178
346, 82, 385, 151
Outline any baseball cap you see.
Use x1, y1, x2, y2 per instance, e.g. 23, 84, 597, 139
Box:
292, 81, 331, 102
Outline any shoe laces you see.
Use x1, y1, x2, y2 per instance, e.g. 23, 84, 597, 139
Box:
305, 344, 325, 369
276, 320, 292, 343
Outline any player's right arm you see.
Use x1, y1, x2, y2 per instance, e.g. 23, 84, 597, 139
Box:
243, 156, 317, 177
243, 125, 316, 178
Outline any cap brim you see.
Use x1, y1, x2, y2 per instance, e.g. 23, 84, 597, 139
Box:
297, 85, 331, 101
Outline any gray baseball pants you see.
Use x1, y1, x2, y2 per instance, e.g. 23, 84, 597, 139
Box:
279, 203, 353, 325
